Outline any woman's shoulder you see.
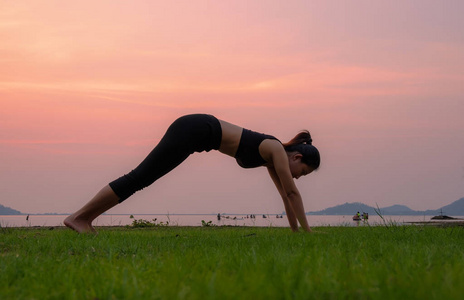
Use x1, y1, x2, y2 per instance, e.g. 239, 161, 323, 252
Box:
261, 138, 284, 151
259, 139, 285, 165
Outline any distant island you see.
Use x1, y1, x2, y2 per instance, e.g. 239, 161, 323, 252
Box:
0, 204, 22, 215
308, 197, 464, 216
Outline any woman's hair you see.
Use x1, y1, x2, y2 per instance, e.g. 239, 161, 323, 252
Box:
282, 130, 320, 170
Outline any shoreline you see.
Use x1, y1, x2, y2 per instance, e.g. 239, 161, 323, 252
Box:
3, 220, 464, 230
3, 214, 464, 229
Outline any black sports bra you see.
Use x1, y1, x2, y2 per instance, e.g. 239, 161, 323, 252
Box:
235, 129, 279, 168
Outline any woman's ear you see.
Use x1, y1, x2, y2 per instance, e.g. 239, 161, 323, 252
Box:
293, 153, 303, 161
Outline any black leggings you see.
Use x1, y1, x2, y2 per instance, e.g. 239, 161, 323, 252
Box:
109, 114, 222, 202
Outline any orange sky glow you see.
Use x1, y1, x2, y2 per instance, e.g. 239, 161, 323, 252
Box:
1, 0, 463, 215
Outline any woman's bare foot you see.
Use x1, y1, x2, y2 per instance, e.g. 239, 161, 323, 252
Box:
63, 185, 119, 234
64, 215, 96, 234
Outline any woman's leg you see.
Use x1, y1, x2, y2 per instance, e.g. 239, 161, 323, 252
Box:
108, 114, 221, 202
64, 185, 119, 233
64, 114, 221, 233
64, 127, 191, 234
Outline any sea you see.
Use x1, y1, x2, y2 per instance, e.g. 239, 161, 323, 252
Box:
2, 214, 461, 228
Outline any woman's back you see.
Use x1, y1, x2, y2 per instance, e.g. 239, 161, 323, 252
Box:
218, 119, 242, 157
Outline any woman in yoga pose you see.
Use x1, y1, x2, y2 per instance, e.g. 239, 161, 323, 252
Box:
64, 114, 320, 233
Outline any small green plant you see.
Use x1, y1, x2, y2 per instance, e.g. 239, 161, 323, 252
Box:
128, 218, 169, 228
201, 220, 216, 227
374, 203, 400, 228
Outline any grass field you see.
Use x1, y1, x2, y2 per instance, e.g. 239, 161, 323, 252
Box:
1, 224, 463, 300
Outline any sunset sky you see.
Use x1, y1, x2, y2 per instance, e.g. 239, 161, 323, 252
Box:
1, 0, 463, 216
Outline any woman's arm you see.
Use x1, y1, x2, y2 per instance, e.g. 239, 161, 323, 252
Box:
264, 141, 312, 232
267, 167, 299, 232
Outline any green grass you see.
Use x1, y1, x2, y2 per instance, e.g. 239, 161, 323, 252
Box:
1, 225, 464, 299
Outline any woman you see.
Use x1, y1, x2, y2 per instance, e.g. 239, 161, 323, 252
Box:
64, 114, 320, 233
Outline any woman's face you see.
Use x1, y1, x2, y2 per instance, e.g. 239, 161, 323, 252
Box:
288, 153, 314, 179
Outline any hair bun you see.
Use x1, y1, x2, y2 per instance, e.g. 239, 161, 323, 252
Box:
306, 132, 313, 145
283, 129, 313, 149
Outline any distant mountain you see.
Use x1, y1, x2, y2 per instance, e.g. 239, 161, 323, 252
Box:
381, 205, 433, 215
438, 197, 464, 215
308, 197, 464, 216
308, 202, 374, 215
0, 204, 23, 215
